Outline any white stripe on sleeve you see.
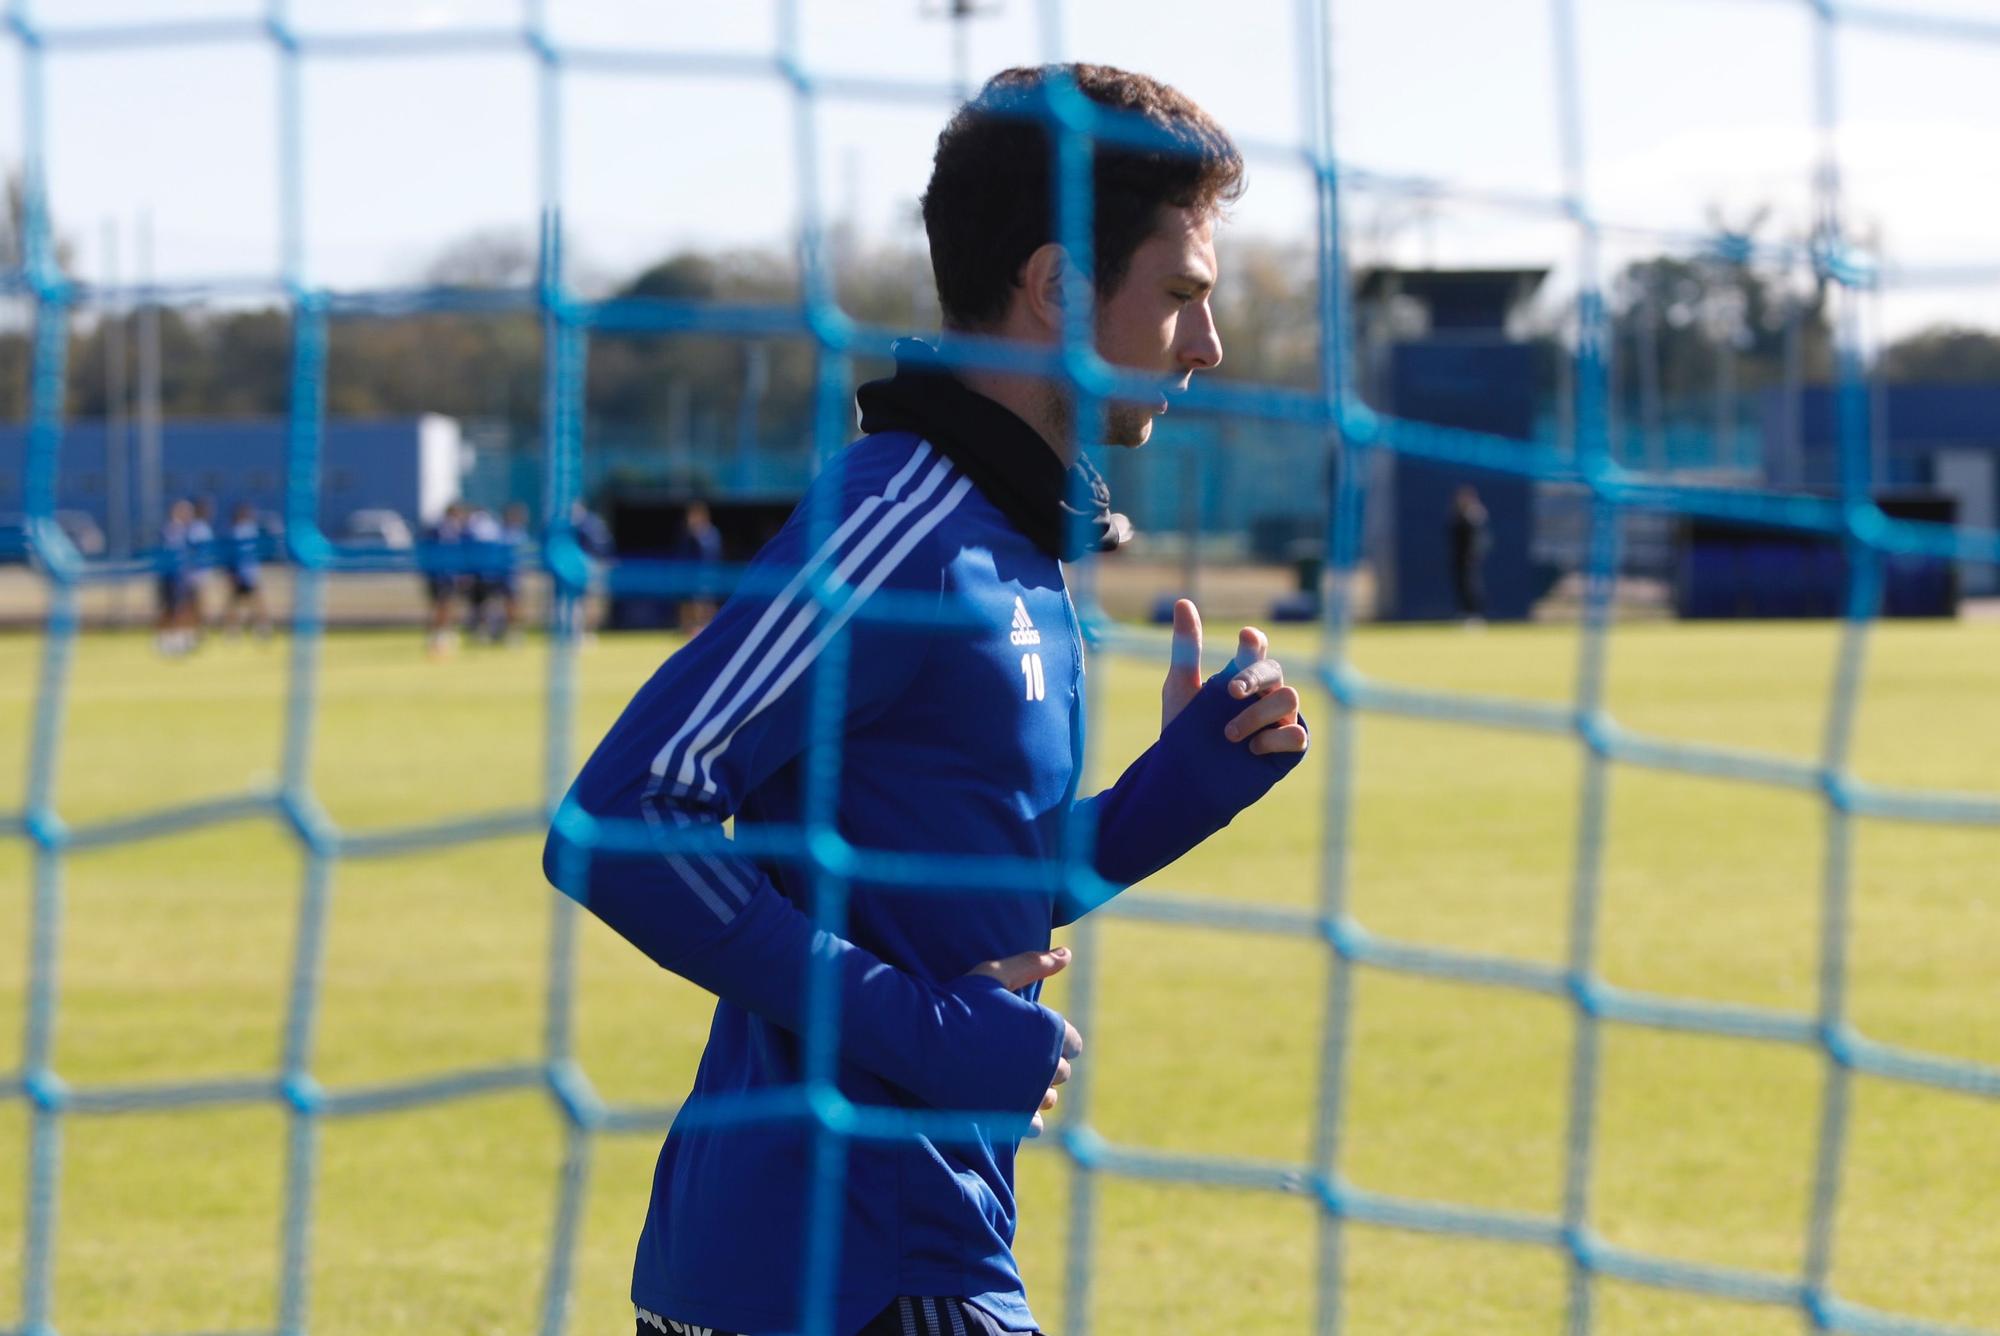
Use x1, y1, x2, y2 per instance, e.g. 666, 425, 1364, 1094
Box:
647, 441, 935, 783
692, 475, 973, 795
672, 456, 956, 792
636, 797, 741, 924
670, 807, 753, 905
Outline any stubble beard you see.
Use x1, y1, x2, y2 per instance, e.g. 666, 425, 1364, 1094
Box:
1101, 401, 1155, 447
1031, 360, 1155, 451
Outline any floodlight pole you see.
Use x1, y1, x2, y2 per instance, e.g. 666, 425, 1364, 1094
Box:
924, 0, 999, 99
1778, 288, 1803, 488
103, 220, 126, 552
953, 5, 970, 98
104, 218, 130, 622
136, 209, 162, 552
1637, 273, 1664, 474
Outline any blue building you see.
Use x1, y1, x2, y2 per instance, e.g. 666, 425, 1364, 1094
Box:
1761, 384, 2000, 595
0, 414, 465, 554
1358, 267, 1558, 621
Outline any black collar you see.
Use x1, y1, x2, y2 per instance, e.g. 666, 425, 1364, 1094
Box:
855, 339, 1128, 562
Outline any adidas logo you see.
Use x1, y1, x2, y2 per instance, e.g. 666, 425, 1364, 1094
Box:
1009, 595, 1041, 646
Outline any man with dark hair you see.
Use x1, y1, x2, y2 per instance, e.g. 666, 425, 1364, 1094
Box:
922, 62, 1244, 338
548, 65, 1304, 1336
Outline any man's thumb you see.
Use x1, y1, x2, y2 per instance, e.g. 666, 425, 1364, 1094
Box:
1169, 598, 1203, 681
977, 945, 1071, 992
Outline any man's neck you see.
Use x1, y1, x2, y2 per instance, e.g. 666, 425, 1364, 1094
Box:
944, 339, 1077, 469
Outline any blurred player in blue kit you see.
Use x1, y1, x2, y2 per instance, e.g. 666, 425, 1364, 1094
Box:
547, 65, 1305, 1336
221, 502, 273, 638
672, 500, 723, 635
462, 505, 507, 643
454, 502, 533, 644
154, 498, 197, 656
422, 501, 468, 657
185, 496, 217, 633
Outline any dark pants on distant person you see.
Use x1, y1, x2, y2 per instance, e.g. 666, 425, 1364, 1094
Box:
636, 1294, 1042, 1335
1452, 555, 1484, 618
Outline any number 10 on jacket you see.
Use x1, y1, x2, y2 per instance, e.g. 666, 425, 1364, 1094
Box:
1020, 653, 1046, 701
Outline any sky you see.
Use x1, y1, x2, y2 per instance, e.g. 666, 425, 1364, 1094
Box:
4, 0, 1998, 340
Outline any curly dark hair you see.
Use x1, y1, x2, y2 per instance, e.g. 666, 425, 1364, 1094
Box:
920, 64, 1245, 331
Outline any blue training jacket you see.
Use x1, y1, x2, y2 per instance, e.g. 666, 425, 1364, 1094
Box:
544, 430, 1304, 1335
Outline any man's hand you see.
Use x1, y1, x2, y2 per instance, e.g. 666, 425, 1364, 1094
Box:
964, 946, 1083, 1137
1161, 598, 1206, 730
1161, 598, 1308, 756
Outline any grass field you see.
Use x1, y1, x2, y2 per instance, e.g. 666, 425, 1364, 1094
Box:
1, 615, 1997, 1335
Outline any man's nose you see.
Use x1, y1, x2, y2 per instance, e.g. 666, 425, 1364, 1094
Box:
1180, 303, 1222, 372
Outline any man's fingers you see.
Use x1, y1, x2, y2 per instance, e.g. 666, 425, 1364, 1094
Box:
1170, 598, 1203, 679
969, 944, 1070, 993
1248, 723, 1310, 756
1231, 626, 1268, 672
1224, 685, 1300, 742
1229, 656, 1284, 700
1050, 1022, 1081, 1089
1162, 599, 1205, 729
1029, 1085, 1059, 1138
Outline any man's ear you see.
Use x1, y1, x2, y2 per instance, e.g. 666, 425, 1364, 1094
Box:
1017, 242, 1068, 335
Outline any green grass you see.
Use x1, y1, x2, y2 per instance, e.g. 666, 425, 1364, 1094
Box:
2, 618, 1997, 1334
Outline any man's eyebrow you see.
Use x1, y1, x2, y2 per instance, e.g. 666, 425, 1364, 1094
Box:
1168, 270, 1215, 293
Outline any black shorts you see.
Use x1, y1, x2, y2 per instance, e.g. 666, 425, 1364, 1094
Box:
157, 574, 192, 612
636, 1295, 1040, 1336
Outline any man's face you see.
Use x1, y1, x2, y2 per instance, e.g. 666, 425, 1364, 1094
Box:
1092, 205, 1223, 447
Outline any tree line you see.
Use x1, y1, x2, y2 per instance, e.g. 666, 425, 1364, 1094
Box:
3, 184, 1997, 453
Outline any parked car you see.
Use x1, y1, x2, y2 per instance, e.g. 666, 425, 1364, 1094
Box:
0, 510, 106, 561
55, 510, 107, 557
341, 508, 414, 550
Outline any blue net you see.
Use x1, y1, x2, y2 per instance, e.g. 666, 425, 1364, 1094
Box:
6, 2, 2000, 1334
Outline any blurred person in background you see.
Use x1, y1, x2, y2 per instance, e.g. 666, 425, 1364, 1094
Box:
221, 501, 273, 638
462, 505, 508, 643
154, 499, 197, 656
184, 496, 218, 639
566, 498, 614, 641
421, 501, 468, 657
1449, 484, 1489, 626
673, 499, 723, 636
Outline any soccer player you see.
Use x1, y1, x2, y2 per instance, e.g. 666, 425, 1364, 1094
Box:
671, 500, 723, 635
545, 65, 1306, 1336
154, 498, 197, 656
183, 496, 218, 643
420, 501, 468, 657
221, 501, 272, 638
461, 505, 508, 643
564, 497, 614, 641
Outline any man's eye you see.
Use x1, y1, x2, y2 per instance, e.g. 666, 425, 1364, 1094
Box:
1171, 291, 1196, 305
